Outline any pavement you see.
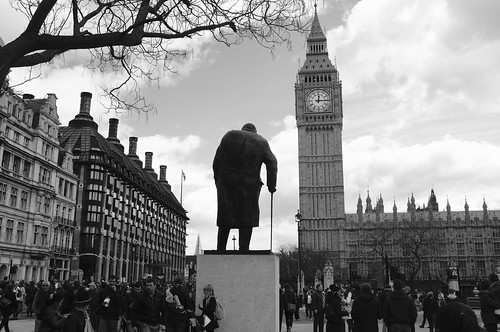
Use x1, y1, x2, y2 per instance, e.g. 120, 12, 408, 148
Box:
5, 308, 485, 332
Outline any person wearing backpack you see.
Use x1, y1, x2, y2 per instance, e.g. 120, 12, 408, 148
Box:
197, 284, 219, 332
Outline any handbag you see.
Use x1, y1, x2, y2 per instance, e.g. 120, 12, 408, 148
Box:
287, 303, 296, 312
0, 296, 12, 309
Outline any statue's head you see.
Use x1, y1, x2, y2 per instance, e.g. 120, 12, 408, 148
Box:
241, 123, 257, 132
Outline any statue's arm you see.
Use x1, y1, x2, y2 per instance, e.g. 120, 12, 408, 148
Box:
263, 142, 278, 192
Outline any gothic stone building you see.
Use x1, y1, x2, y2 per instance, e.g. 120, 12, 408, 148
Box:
295, 7, 500, 282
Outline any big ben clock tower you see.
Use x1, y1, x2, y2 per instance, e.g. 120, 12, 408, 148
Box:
295, 5, 345, 251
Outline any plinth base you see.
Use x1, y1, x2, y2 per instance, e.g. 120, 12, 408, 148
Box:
196, 253, 279, 332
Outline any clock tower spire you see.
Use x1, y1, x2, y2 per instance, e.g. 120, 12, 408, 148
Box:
295, 6, 345, 249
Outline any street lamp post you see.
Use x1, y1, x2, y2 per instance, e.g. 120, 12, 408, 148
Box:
295, 210, 302, 294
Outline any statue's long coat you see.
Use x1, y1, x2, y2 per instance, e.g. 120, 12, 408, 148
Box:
213, 129, 277, 229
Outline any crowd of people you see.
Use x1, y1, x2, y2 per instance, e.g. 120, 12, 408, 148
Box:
0, 276, 219, 332
280, 273, 500, 332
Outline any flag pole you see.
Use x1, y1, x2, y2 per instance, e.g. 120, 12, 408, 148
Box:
180, 170, 184, 205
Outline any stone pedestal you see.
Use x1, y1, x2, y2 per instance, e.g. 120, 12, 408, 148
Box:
196, 252, 279, 332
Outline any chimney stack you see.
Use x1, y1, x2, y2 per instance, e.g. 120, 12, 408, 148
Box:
23, 93, 34, 100
160, 165, 167, 181
128, 137, 138, 156
145, 152, 153, 169
108, 118, 119, 139
79, 92, 92, 114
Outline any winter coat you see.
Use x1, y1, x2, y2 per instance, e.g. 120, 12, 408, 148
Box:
351, 292, 382, 332
0, 289, 17, 316
96, 286, 124, 320
479, 290, 500, 325
63, 309, 86, 332
213, 128, 277, 228
33, 289, 51, 319
311, 290, 325, 314
38, 304, 65, 332
198, 296, 219, 331
422, 296, 438, 316
132, 291, 166, 326
325, 292, 345, 332
382, 290, 417, 327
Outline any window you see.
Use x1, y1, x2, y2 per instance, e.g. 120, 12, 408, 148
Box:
12, 156, 21, 174
16, 222, 24, 244
6, 220, 14, 243
20, 191, 28, 210
44, 197, 50, 214
24, 137, 30, 148
0, 183, 6, 203
475, 242, 484, 256
34, 225, 40, 245
1, 151, 11, 169
13, 131, 20, 143
23, 161, 31, 178
494, 242, 500, 256
36, 196, 42, 212
41, 227, 48, 246
9, 187, 18, 207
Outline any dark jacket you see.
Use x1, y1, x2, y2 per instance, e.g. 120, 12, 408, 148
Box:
351, 292, 382, 332
39, 304, 65, 332
96, 286, 124, 320
422, 296, 438, 316
0, 289, 17, 315
63, 309, 86, 332
213, 128, 278, 228
382, 289, 417, 327
480, 290, 500, 325
325, 292, 344, 324
285, 288, 297, 311
198, 296, 219, 331
33, 289, 51, 319
132, 291, 166, 325
311, 290, 325, 314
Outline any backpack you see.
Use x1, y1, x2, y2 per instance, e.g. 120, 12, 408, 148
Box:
214, 298, 224, 320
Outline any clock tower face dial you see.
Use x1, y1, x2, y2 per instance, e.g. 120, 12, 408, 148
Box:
306, 89, 331, 112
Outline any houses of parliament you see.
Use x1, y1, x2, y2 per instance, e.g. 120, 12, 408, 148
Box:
295, 7, 500, 281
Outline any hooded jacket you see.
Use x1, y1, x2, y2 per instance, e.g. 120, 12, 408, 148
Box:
351, 292, 382, 332
382, 290, 417, 327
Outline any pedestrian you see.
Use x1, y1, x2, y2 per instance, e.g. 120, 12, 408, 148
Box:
325, 285, 346, 332
434, 302, 481, 332
38, 292, 65, 332
280, 285, 287, 331
351, 283, 382, 332
63, 289, 93, 332
0, 283, 17, 332
196, 284, 219, 332
312, 284, 326, 332
124, 281, 142, 332
444, 289, 460, 303
419, 292, 438, 331
306, 288, 313, 319
25, 281, 37, 317
33, 280, 52, 332
382, 279, 417, 332
283, 284, 297, 332
213, 123, 278, 251
378, 284, 392, 332
479, 280, 500, 332
132, 277, 166, 332
95, 275, 125, 332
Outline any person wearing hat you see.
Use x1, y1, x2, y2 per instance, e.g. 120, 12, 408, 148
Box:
324, 284, 346, 332
213, 123, 278, 251
420, 291, 438, 330
63, 289, 92, 332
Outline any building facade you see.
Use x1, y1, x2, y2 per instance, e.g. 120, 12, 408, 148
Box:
59, 92, 188, 282
295, 8, 500, 282
0, 90, 78, 282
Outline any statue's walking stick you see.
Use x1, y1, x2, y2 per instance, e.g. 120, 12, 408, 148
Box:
270, 192, 274, 252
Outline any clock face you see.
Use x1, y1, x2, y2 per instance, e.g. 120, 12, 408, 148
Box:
306, 89, 331, 113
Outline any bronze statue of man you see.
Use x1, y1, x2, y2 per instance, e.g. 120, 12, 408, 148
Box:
213, 123, 278, 251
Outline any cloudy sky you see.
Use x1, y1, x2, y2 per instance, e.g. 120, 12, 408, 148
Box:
2, 0, 500, 254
